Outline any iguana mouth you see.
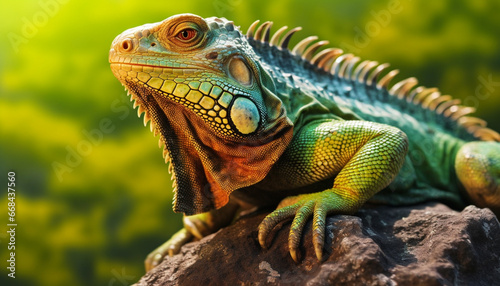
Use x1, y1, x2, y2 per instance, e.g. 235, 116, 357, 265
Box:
108, 47, 218, 73
110, 62, 202, 70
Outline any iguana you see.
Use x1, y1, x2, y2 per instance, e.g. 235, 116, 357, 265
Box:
109, 14, 500, 271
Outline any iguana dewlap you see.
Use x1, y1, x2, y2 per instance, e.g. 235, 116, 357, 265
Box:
109, 14, 500, 271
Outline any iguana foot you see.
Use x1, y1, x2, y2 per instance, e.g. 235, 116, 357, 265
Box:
258, 191, 357, 262
145, 228, 193, 271
144, 212, 220, 271
145, 200, 240, 271
456, 141, 500, 214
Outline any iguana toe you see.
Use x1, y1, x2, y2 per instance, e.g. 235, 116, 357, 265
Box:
183, 214, 213, 239
258, 204, 298, 249
288, 202, 314, 262
259, 191, 357, 262
312, 205, 327, 261
144, 228, 193, 272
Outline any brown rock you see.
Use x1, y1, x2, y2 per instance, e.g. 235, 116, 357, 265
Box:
134, 203, 500, 286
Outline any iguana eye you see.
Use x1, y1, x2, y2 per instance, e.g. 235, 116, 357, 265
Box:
176, 28, 197, 42
159, 16, 208, 50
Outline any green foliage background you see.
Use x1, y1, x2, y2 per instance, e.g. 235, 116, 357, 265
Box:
1, 0, 499, 285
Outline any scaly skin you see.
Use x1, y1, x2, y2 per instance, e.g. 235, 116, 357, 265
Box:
456, 142, 500, 214
109, 14, 500, 271
257, 120, 408, 261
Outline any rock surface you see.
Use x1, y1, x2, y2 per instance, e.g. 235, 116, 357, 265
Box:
134, 203, 500, 286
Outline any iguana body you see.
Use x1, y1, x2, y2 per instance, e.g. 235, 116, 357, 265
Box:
109, 14, 500, 270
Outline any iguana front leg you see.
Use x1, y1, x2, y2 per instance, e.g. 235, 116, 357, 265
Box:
145, 199, 240, 271
258, 120, 409, 261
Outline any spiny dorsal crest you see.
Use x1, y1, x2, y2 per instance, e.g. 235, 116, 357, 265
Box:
246, 20, 500, 142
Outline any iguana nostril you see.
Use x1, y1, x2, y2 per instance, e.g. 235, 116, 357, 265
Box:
206, 51, 218, 60
121, 39, 133, 52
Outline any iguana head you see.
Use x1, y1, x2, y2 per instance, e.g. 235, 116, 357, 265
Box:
109, 14, 293, 215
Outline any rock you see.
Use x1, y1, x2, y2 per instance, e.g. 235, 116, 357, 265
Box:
134, 203, 500, 286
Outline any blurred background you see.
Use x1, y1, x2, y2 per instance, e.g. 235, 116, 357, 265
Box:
1, 0, 499, 285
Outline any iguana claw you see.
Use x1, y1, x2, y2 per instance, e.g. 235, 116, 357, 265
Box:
258, 191, 349, 262
258, 204, 296, 249
288, 202, 314, 262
